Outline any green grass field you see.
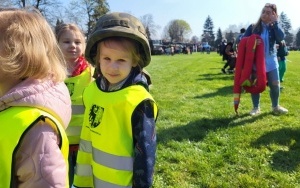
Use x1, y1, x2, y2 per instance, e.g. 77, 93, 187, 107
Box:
147, 51, 300, 187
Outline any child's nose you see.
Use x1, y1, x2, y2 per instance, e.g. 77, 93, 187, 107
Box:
110, 61, 118, 69
70, 42, 76, 47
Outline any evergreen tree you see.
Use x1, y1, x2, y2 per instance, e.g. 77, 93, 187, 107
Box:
279, 12, 293, 46
295, 28, 300, 49
201, 15, 215, 47
215, 28, 223, 47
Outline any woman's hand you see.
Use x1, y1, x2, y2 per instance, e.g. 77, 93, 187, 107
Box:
269, 11, 278, 24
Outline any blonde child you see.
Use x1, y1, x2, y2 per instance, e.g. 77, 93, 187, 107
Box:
0, 8, 71, 187
73, 12, 158, 188
55, 23, 94, 186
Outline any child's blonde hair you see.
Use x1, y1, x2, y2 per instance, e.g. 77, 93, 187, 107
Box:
55, 23, 86, 52
0, 8, 67, 82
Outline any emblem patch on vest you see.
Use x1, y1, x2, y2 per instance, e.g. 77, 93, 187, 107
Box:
89, 104, 104, 128
65, 82, 75, 96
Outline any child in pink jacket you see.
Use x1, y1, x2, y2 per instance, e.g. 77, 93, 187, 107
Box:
0, 8, 71, 187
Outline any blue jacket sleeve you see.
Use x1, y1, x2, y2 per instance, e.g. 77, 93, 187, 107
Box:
243, 24, 253, 38
132, 99, 157, 188
271, 21, 285, 43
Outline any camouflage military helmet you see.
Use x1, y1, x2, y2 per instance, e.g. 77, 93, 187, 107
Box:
85, 12, 151, 68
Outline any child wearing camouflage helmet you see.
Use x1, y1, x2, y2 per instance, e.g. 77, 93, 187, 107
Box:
73, 12, 158, 188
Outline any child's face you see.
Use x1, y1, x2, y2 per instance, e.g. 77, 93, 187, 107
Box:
98, 41, 137, 85
58, 30, 84, 64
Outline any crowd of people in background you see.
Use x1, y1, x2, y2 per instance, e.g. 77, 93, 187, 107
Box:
152, 42, 212, 55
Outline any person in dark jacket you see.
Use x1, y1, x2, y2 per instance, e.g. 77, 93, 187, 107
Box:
221, 41, 236, 74
276, 40, 289, 87
220, 39, 227, 60
233, 28, 246, 51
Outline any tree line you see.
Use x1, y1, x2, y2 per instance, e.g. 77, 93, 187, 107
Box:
0, 0, 110, 37
200, 12, 300, 50
1, 0, 300, 50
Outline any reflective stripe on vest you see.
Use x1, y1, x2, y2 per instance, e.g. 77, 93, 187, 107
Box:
94, 147, 133, 171
65, 67, 93, 144
72, 105, 85, 114
74, 82, 157, 187
79, 139, 93, 153
78, 138, 135, 170
0, 107, 69, 187
66, 125, 82, 137
94, 178, 132, 188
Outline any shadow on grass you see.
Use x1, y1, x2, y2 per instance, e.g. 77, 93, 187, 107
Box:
194, 85, 233, 98
157, 112, 268, 144
196, 73, 234, 81
251, 128, 300, 172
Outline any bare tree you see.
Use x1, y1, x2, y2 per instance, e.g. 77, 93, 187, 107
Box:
167, 19, 191, 43
63, 0, 109, 36
177, 20, 191, 42
161, 25, 170, 41
64, 0, 87, 32
11, 0, 63, 26
0, 0, 14, 7
190, 35, 199, 44
140, 14, 160, 39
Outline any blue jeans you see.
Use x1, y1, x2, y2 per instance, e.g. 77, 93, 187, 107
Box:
251, 68, 280, 108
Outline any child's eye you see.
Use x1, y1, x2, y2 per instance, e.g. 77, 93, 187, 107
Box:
75, 41, 81, 45
63, 41, 70, 44
118, 59, 126, 62
103, 57, 110, 61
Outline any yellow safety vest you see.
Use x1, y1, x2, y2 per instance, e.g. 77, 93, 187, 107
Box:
65, 67, 93, 144
74, 82, 158, 188
0, 107, 69, 188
